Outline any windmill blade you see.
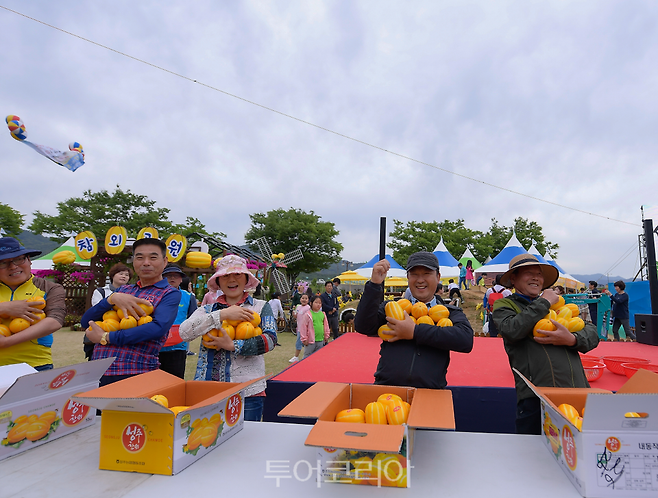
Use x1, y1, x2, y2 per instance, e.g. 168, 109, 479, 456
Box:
271, 269, 290, 294
281, 249, 303, 265
254, 237, 274, 261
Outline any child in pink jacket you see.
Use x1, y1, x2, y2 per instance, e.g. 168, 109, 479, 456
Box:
299, 295, 330, 357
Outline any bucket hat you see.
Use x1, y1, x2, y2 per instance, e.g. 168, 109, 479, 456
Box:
499, 254, 559, 289
0, 237, 42, 261
207, 255, 260, 292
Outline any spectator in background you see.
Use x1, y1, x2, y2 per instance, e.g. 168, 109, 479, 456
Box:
458, 263, 468, 290
485, 275, 512, 337
587, 281, 600, 326
268, 292, 284, 321
332, 278, 342, 301
91, 263, 133, 306
466, 260, 475, 288
291, 284, 304, 308
552, 285, 565, 295
448, 279, 462, 303
85, 263, 134, 360
299, 294, 331, 357
158, 264, 197, 378
604, 281, 637, 341
321, 281, 339, 340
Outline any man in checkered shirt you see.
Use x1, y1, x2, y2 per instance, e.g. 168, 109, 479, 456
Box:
82, 238, 180, 386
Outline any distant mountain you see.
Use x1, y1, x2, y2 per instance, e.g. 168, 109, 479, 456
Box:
15, 231, 59, 254
571, 273, 629, 285
299, 260, 366, 281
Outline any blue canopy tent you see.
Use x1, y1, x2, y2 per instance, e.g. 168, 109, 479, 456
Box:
355, 254, 407, 278
475, 233, 528, 276
432, 238, 460, 278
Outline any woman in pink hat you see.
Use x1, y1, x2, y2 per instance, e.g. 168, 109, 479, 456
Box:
179, 255, 277, 421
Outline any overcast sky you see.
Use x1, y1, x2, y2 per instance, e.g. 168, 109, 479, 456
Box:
2, 1, 657, 279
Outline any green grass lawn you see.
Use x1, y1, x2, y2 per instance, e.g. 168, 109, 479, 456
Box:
51, 328, 300, 380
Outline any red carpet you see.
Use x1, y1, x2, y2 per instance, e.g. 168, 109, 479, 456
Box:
273, 333, 658, 391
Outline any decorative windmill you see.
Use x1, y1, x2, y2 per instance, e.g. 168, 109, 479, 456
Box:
254, 237, 304, 294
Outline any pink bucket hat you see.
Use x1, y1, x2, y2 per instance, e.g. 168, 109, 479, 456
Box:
207, 255, 260, 292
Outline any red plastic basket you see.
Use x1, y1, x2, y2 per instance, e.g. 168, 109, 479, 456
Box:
581, 359, 605, 382
601, 356, 650, 375
622, 362, 658, 379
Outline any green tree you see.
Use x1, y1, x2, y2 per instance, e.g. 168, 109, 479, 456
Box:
389, 220, 442, 266
0, 203, 25, 239
171, 217, 225, 240
244, 208, 343, 283
28, 186, 221, 243
389, 219, 481, 266
389, 217, 558, 266
512, 217, 559, 259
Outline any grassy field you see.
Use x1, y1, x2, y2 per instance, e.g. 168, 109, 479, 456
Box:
51, 328, 300, 380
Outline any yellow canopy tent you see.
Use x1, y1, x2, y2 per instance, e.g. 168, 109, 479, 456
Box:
334, 271, 368, 283
385, 276, 408, 292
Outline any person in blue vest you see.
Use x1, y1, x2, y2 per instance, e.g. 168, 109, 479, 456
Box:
159, 264, 197, 378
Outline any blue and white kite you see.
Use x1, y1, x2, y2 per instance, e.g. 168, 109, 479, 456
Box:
6, 115, 85, 172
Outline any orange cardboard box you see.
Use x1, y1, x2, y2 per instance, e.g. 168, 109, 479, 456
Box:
0, 358, 113, 461
516, 368, 658, 498
73, 370, 260, 475
278, 382, 455, 488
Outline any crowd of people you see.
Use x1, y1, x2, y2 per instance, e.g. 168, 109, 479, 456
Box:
0, 235, 640, 432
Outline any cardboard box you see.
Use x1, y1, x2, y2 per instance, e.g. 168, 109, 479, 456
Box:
278, 382, 455, 488
0, 358, 113, 461
73, 370, 259, 475
516, 368, 658, 498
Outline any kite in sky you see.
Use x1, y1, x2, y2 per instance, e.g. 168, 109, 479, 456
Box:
6, 115, 85, 172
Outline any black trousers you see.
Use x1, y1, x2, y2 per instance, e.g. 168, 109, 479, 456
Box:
158, 350, 187, 379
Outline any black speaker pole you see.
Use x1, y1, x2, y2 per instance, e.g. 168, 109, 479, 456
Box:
644, 219, 658, 314
379, 217, 386, 262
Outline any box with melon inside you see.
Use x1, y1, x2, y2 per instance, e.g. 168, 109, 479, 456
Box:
278, 382, 455, 488
516, 368, 658, 498
0, 358, 113, 462
73, 370, 262, 475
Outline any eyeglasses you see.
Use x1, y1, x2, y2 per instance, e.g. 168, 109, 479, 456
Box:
0, 255, 28, 270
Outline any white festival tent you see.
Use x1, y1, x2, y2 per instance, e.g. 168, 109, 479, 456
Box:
31, 237, 90, 270
432, 238, 460, 278
355, 254, 407, 278
528, 243, 583, 290
474, 232, 528, 275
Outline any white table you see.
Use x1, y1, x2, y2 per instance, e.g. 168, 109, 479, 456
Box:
3, 421, 581, 497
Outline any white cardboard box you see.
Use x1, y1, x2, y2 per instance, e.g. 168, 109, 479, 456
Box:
0, 358, 113, 461
517, 368, 658, 498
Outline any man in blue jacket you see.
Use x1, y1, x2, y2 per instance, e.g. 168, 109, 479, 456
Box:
604, 281, 636, 341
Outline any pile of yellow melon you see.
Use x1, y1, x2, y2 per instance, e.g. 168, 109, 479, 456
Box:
0, 296, 47, 337
335, 393, 411, 425
150, 394, 188, 415
378, 300, 452, 341
557, 403, 584, 430
202, 312, 262, 348
533, 296, 585, 337
88, 303, 154, 333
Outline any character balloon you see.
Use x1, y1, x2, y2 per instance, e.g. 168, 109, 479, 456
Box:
6, 115, 85, 172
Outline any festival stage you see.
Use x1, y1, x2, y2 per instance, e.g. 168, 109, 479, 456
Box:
263, 333, 658, 433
